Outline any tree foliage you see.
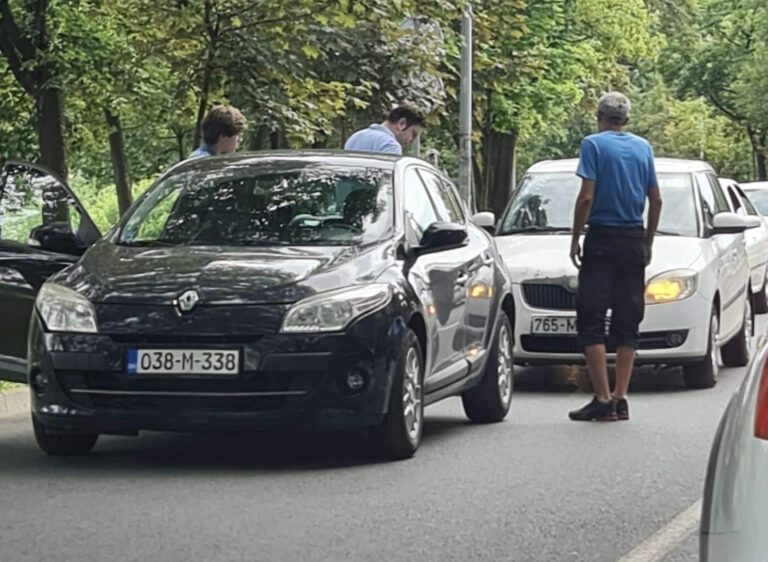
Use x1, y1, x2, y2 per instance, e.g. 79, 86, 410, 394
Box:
0, 0, 765, 226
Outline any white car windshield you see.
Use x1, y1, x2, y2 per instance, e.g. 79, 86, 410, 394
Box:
498, 172, 698, 237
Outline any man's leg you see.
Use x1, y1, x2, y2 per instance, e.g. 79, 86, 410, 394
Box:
570, 231, 617, 420
610, 234, 646, 402
613, 346, 635, 399
585, 344, 611, 402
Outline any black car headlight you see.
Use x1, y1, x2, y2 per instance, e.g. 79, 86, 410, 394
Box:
35, 283, 99, 333
281, 284, 391, 333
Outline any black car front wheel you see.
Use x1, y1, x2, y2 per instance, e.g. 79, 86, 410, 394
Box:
373, 328, 424, 460
32, 415, 98, 456
461, 313, 514, 423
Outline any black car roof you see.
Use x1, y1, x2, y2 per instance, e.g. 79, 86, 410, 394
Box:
171, 150, 402, 175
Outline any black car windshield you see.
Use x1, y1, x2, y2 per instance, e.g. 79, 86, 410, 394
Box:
119, 163, 393, 246
745, 190, 768, 216
498, 171, 698, 237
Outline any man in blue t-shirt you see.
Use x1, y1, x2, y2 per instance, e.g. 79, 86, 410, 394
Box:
568, 92, 663, 423
344, 106, 425, 155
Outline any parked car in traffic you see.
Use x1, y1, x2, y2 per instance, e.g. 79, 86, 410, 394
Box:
494, 158, 761, 389
740, 181, 768, 216
700, 338, 768, 561
719, 178, 768, 313
0, 152, 515, 459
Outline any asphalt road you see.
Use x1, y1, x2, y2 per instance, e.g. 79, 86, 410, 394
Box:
0, 334, 754, 562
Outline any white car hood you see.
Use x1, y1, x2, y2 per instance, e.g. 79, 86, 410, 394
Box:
494, 234, 704, 283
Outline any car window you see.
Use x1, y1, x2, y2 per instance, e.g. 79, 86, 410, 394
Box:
403, 167, 439, 240
120, 164, 393, 247
0, 164, 86, 251
745, 190, 768, 215
726, 186, 744, 215
696, 173, 729, 230
417, 169, 464, 224
735, 186, 759, 216
497, 172, 698, 237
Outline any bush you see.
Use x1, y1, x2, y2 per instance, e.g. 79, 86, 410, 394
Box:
69, 174, 156, 233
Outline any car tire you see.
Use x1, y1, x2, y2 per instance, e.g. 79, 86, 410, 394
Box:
721, 293, 753, 368
683, 307, 719, 389
461, 313, 514, 423
754, 278, 768, 314
373, 328, 424, 460
32, 415, 98, 456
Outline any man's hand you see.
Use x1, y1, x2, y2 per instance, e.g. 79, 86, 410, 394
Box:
645, 241, 653, 266
570, 240, 582, 269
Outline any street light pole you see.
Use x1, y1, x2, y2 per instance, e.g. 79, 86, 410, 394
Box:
458, 3, 473, 211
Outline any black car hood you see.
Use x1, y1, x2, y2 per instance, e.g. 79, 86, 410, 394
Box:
58, 240, 394, 305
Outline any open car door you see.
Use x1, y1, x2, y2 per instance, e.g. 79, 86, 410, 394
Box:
0, 161, 100, 383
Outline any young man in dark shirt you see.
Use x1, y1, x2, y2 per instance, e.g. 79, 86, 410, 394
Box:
569, 92, 663, 422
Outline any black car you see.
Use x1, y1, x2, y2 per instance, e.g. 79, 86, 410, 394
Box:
0, 152, 515, 459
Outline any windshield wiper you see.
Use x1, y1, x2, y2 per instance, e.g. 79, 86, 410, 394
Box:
499, 226, 572, 235
654, 229, 681, 236
118, 239, 178, 247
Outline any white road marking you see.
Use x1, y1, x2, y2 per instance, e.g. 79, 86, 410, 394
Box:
617, 500, 701, 562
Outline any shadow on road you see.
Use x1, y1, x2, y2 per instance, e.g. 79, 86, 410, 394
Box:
0, 413, 485, 474
513, 364, 722, 395
0, 363, 735, 473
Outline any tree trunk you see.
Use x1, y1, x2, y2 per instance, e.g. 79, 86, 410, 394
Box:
36, 83, 69, 224
757, 151, 767, 181
748, 128, 768, 181
481, 129, 518, 217
193, 0, 218, 148
36, 84, 67, 180
105, 109, 133, 217
171, 125, 186, 160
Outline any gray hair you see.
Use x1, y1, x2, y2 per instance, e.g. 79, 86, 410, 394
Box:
598, 92, 631, 125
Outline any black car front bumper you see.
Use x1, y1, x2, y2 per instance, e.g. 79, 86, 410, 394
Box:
28, 305, 404, 434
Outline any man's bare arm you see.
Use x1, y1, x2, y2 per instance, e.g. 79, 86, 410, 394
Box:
645, 185, 662, 265
570, 179, 595, 268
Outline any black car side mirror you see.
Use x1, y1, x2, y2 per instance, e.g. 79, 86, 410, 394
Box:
416, 222, 468, 255
29, 222, 86, 256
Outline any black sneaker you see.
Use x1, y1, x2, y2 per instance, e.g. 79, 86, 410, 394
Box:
568, 396, 617, 422
615, 398, 629, 421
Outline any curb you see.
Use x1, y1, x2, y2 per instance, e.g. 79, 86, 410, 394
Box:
0, 388, 29, 420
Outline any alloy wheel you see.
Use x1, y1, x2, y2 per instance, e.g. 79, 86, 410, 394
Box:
402, 346, 422, 443
496, 323, 513, 408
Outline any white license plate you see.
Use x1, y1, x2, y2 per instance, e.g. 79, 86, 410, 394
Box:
530, 316, 577, 335
126, 349, 240, 375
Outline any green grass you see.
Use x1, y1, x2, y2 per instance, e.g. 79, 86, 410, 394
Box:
0, 381, 22, 392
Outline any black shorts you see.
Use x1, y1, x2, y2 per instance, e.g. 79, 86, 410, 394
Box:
576, 226, 646, 350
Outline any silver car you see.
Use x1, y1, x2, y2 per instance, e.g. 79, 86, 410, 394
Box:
700, 338, 768, 561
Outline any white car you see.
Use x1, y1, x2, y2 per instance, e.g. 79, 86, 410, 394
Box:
494, 158, 761, 388
700, 338, 768, 561
720, 178, 768, 313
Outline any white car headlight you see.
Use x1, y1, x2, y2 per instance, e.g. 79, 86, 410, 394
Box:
645, 269, 698, 304
281, 284, 391, 333
36, 283, 99, 333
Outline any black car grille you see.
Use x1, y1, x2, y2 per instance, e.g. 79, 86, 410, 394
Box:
522, 284, 577, 311
59, 371, 321, 413
108, 334, 262, 345
521, 331, 688, 354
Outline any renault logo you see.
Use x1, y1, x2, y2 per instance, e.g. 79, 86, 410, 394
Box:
174, 289, 200, 314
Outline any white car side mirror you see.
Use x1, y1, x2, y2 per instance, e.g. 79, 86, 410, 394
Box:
712, 212, 749, 234
472, 211, 496, 230
744, 216, 763, 229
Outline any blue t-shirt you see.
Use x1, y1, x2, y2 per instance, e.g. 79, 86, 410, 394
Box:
187, 144, 215, 160
576, 131, 658, 227
344, 124, 402, 155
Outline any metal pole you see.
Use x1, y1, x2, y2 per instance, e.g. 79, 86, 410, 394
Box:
458, 3, 473, 211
